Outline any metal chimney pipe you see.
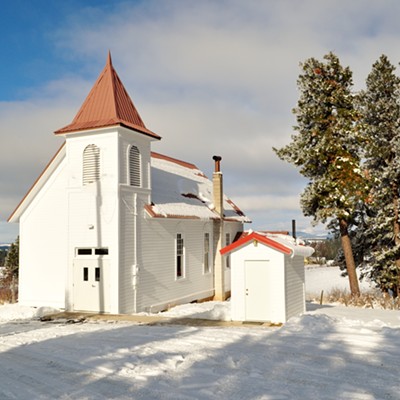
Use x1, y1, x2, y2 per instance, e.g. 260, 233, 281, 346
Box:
213, 155, 222, 173
292, 219, 296, 240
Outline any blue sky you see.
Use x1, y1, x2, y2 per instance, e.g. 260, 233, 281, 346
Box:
2, 1, 74, 99
0, 0, 119, 100
2, 0, 400, 243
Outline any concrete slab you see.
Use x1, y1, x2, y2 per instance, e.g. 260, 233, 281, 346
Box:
42, 312, 281, 328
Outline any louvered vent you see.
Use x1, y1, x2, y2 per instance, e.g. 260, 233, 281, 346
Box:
129, 145, 141, 187
83, 144, 100, 185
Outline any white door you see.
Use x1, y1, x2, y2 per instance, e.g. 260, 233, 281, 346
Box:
73, 259, 110, 312
244, 260, 271, 321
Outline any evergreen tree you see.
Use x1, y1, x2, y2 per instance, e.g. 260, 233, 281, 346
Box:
0, 249, 6, 267
332, 202, 369, 274
274, 52, 366, 296
358, 55, 400, 297
4, 236, 19, 281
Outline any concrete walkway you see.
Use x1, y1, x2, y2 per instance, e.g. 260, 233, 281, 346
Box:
43, 311, 281, 328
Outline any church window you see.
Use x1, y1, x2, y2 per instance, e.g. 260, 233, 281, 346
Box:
225, 233, 231, 269
203, 233, 211, 273
129, 145, 141, 187
83, 144, 100, 185
176, 233, 185, 279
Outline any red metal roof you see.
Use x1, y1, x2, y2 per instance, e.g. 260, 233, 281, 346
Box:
220, 231, 292, 255
151, 151, 198, 170
54, 52, 160, 139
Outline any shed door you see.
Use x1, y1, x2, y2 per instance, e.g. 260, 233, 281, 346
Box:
73, 259, 110, 313
244, 260, 271, 321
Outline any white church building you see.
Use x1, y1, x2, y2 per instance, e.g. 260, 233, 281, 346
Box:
8, 53, 250, 314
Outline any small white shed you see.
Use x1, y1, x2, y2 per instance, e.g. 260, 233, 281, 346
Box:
221, 231, 314, 324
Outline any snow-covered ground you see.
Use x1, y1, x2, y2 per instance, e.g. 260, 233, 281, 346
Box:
305, 265, 374, 294
0, 267, 399, 399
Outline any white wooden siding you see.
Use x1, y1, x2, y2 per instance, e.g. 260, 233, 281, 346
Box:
284, 255, 306, 320
66, 130, 119, 192
118, 190, 150, 313
119, 131, 151, 188
136, 219, 215, 312
223, 221, 242, 291
18, 159, 68, 308
120, 136, 128, 185
119, 191, 136, 313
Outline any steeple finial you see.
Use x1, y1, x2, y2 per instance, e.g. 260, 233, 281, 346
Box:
107, 50, 112, 66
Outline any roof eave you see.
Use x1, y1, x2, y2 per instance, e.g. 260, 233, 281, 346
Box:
54, 121, 161, 140
144, 205, 203, 220
220, 232, 292, 256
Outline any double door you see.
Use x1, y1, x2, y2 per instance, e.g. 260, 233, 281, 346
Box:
73, 259, 110, 312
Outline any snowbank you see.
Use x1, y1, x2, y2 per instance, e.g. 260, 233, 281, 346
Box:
160, 301, 231, 321
0, 304, 58, 322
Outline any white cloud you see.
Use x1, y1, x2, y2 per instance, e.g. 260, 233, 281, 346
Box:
4, 0, 400, 240
0, 101, 69, 202
234, 194, 301, 212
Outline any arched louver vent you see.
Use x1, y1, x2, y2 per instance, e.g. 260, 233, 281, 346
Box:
129, 145, 141, 187
83, 144, 100, 185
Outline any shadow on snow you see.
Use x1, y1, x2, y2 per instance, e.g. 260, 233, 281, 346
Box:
0, 314, 399, 399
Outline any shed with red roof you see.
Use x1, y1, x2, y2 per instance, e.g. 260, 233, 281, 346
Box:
221, 231, 314, 323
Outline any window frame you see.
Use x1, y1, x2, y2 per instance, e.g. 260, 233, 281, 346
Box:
76, 247, 109, 257
225, 233, 231, 269
77, 248, 93, 256
95, 267, 101, 282
175, 233, 185, 279
203, 232, 211, 274
82, 144, 100, 186
128, 145, 141, 187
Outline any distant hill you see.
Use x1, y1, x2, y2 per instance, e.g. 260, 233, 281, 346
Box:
0, 245, 10, 252
296, 231, 329, 241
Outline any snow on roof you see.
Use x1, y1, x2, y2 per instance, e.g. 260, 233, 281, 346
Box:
147, 152, 250, 222
9, 147, 250, 224
220, 230, 314, 257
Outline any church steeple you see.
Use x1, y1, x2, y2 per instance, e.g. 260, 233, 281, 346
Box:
55, 52, 160, 140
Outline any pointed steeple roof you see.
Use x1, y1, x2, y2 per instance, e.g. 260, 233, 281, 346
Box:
55, 52, 160, 139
